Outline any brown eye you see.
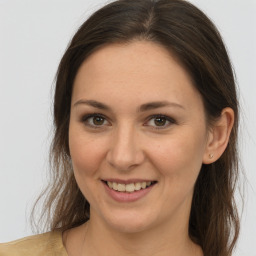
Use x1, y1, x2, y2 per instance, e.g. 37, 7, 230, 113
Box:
82, 114, 109, 128
93, 116, 105, 125
145, 115, 176, 129
154, 117, 167, 126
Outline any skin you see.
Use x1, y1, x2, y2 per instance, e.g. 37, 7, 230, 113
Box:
64, 41, 234, 256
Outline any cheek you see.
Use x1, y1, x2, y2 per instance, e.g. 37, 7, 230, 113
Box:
69, 130, 107, 178
69, 130, 109, 203
149, 131, 206, 182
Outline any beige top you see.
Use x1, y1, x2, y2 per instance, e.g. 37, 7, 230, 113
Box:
0, 231, 68, 256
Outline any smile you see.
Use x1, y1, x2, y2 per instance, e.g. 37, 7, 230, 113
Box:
102, 180, 157, 202
104, 181, 157, 193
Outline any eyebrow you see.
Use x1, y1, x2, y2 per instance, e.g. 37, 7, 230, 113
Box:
73, 99, 185, 111
139, 101, 185, 111
74, 99, 111, 111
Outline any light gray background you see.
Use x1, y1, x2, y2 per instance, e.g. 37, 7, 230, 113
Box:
0, 0, 255, 255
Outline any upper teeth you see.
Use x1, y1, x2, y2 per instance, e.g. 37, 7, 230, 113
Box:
107, 181, 153, 193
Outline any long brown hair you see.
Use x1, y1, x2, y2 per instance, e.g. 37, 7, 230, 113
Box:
32, 1, 240, 255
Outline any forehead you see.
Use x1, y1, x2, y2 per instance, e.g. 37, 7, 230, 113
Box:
72, 41, 203, 112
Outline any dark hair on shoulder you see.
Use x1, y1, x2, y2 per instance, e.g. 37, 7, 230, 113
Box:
32, 1, 240, 256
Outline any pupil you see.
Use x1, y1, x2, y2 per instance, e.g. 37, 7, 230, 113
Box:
154, 117, 166, 126
93, 116, 104, 125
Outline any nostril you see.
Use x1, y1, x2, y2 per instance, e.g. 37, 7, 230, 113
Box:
106, 141, 145, 171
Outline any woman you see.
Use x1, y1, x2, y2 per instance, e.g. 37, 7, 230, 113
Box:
0, 0, 240, 255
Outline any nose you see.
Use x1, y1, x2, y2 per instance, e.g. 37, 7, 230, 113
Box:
106, 124, 145, 172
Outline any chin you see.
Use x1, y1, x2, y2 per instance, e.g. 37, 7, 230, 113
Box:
100, 209, 158, 234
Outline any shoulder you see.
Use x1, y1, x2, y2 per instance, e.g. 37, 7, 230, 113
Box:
0, 231, 68, 256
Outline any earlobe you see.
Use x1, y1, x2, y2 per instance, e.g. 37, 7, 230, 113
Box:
203, 107, 234, 164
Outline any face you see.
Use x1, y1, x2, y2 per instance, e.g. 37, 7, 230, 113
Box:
69, 41, 210, 234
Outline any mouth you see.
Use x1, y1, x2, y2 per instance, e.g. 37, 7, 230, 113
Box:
102, 180, 157, 193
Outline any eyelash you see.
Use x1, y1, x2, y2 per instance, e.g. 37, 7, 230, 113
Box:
81, 113, 109, 129
144, 114, 176, 129
81, 113, 176, 130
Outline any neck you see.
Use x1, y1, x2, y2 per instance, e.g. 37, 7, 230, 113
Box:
82, 214, 202, 256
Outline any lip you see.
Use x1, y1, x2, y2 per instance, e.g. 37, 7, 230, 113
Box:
102, 178, 156, 184
102, 180, 156, 203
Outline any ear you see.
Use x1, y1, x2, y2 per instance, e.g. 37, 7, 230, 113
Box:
203, 107, 234, 164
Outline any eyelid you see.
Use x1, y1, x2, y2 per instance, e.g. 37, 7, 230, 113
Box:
144, 114, 176, 129
80, 113, 176, 130
81, 113, 111, 128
